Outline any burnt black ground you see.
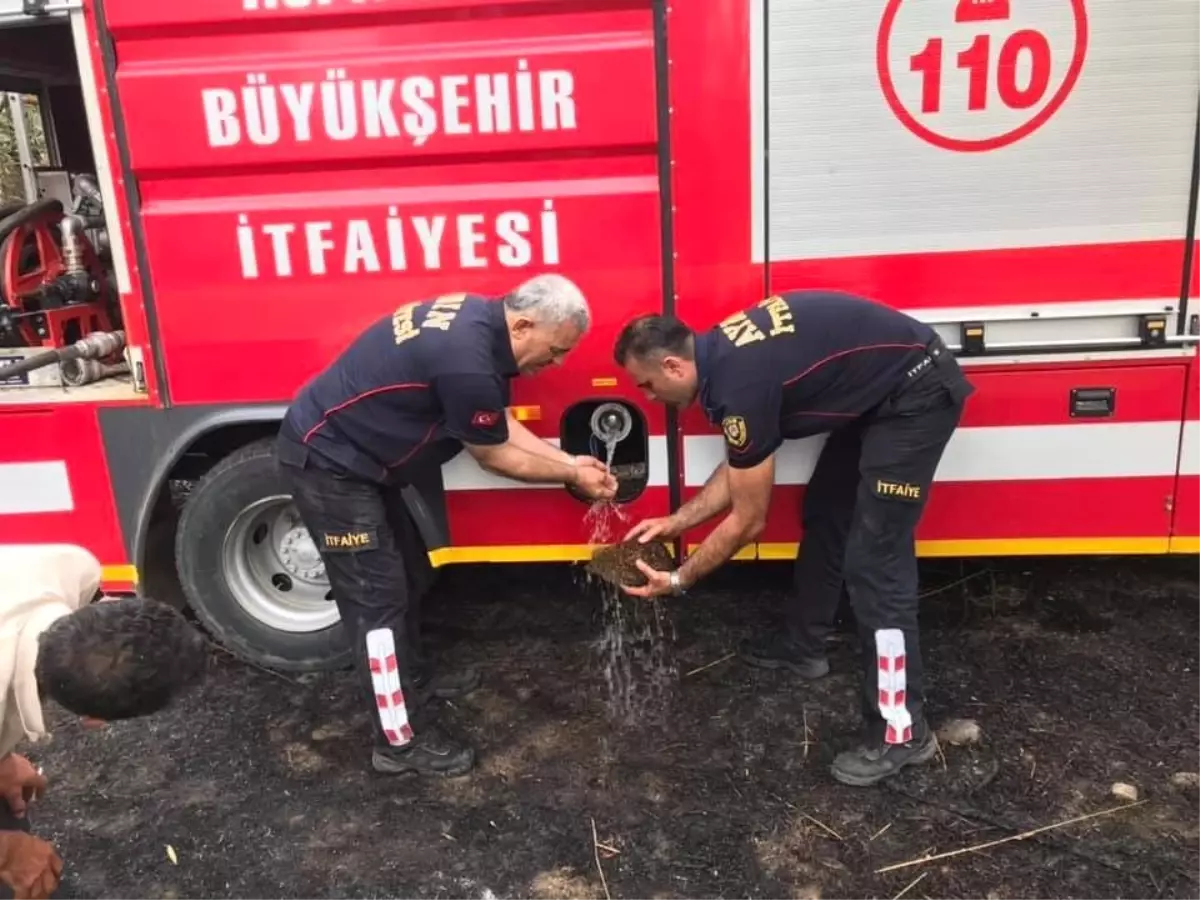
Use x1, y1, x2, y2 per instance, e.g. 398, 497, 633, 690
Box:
27, 556, 1200, 899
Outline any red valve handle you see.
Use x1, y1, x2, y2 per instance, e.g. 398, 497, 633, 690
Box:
0, 210, 111, 348
1, 217, 66, 309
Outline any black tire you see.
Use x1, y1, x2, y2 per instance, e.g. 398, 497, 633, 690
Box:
175, 437, 352, 672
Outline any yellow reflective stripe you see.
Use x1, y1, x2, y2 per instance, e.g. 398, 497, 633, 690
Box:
752, 538, 1178, 559
102, 536, 1196, 588
100, 564, 138, 584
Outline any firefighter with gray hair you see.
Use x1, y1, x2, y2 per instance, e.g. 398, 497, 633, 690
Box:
277, 274, 616, 777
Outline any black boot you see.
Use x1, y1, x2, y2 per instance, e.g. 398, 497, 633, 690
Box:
415, 665, 482, 701
372, 723, 475, 777
830, 718, 937, 787
738, 634, 830, 679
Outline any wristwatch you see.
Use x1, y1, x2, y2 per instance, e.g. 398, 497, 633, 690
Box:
669, 570, 686, 596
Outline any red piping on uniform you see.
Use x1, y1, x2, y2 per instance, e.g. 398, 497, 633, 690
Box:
782, 343, 925, 387
302, 382, 429, 444
784, 409, 859, 419
389, 421, 440, 468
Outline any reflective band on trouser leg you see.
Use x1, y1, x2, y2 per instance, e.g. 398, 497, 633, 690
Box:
366, 627, 413, 747
875, 628, 912, 745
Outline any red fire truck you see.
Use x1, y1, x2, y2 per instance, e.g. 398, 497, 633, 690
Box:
0, 0, 1195, 671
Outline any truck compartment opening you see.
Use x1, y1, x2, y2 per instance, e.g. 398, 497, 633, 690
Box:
0, 6, 138, 402
561, 398, 649, 505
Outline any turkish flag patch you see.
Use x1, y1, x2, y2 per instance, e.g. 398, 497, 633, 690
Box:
471, 410, 501, 428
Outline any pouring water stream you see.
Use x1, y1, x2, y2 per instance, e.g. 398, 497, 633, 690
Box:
582, 425, 677, 725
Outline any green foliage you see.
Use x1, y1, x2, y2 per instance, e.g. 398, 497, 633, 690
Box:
0, 94, 51, 205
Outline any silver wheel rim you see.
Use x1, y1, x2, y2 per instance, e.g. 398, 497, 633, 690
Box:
221, 494, 341, 634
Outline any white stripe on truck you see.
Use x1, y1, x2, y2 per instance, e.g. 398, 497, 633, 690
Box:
0, 461, 74, 514
1, 423, 1194, 516
440, 435, 670, 491
683, 420, 1197, 488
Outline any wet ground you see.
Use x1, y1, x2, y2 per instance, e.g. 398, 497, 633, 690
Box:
29, 556, 1200, 899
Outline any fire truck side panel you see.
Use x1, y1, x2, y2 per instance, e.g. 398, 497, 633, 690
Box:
769, 243, 1191, 313
1172, 359, 1200, 553
0, 405, 133, 588
682, 357, 1194, 557
96, 0, 674, 563
78, 1, 166, 402
0, 3, 167, 587
762, 0, 1197, 313
1168, 132, 1198, 554
102, 0, 593, 36
134, 158, 663, 405
94, 403, 284, 564
661, 0, 764, 564
665, 0, 763, 330
667, 0, 1199, 559
112, 13, 656, 173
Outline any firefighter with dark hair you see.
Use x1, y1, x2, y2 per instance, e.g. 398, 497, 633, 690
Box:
276, 274, 617, 779
0, 544, 208, 899
612, 290, 974, 786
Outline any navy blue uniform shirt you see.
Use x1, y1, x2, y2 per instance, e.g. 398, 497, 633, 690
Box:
696, 291, 938, 469
279, 293, 518, 484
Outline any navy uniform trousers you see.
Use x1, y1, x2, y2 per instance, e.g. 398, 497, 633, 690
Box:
787, 339, 973, 742
277, 440, 437, 749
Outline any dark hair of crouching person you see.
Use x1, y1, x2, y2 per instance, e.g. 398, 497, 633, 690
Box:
35, 597, 208, 722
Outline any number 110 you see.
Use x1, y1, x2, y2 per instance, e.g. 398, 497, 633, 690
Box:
910, 30, 1052, 114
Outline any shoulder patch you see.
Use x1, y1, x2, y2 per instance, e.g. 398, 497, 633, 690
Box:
472, 410, 502, 428
722, 415, 748, 449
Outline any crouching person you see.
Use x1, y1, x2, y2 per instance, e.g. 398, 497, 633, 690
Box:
0, 545, 208, 899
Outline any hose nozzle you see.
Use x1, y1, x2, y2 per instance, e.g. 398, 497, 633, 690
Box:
590, 402, 632, 444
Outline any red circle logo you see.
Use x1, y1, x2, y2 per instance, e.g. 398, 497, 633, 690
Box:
877, 0, 1088, 152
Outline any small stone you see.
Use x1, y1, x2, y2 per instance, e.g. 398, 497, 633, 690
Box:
1169, 772, 1199, 792
282, 742, 327, 774
1111, 782, 1139, 802
310, 724, 346, 742
529, 868, 599, 900
936, 718, 983, 746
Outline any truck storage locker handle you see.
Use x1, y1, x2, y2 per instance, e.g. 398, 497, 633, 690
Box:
1069, 387, 1116, 418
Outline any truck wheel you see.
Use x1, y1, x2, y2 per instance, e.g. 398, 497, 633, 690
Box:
175, 437, 351, 672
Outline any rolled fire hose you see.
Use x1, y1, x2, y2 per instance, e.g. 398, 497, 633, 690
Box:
0, 199, 67, 309
59, 356, 130, 387
0, 330, 126, 382
0, 198, 63, 249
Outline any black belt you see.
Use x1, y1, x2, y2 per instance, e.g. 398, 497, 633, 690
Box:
276, 432, 390, 485
902, 335, 950, 382
901, 335, 974, 403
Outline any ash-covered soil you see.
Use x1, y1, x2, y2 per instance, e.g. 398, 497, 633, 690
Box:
27, 556, 1200, 899
586, 540, 675, 587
